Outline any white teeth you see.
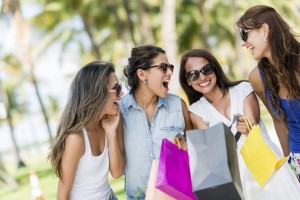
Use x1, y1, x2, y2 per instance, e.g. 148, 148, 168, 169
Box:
164, 80, 170, 83
198, 80, 210, 87
113, 100, 119, 104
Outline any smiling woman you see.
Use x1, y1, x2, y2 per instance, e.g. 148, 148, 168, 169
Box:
48, 61, 124, 200
120, 45, 193, 199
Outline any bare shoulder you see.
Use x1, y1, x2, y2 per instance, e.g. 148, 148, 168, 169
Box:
180, 98, 188, 107
249, 67, 264, 94
65, 131, 85, 155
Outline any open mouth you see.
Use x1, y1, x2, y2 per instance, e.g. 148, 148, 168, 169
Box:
113, 100, 119, 105
163, 80, 170, 89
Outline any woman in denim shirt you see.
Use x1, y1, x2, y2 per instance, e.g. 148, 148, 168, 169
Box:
120, 45, 193, 199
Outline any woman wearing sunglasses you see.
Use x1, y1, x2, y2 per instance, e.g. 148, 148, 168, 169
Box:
120, 45, 193, 199
179, 49, 300, 200
49, 61, 124, 200
236, 5, 300, 183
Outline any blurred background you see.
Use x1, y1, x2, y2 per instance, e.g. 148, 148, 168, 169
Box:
0, 0, 299, 199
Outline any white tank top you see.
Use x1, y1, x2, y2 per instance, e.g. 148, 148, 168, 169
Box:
69, 127, 111, 200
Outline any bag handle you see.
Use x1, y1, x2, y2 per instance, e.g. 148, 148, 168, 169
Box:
230, 115, 242, 142
242, 116, 253, 131
173, 132, 186, 149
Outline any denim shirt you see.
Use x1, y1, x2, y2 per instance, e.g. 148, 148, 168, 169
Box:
120, 93, 185, 200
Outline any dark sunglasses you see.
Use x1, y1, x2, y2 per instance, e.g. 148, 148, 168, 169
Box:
240, 28, 251, 42
185, 64, 215, 82
149, 63, 174, 73
109, 83, 122, 97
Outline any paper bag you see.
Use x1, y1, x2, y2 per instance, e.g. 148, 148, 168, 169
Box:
155, 138, 196, 200
186, 123, 242, 200
145, 160, 175, 200
241, 117, 288, 186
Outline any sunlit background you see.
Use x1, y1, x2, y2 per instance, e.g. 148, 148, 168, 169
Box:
0, 0, 299, 199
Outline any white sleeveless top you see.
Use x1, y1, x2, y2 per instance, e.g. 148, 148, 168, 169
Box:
69, 127, 111, 200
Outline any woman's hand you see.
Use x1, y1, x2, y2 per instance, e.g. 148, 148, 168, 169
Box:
101, 111, 120, 139
236, 116, 250, 135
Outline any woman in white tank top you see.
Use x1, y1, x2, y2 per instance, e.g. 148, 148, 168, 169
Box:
48, 61, 125, 200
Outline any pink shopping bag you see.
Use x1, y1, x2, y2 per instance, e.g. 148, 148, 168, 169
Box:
155, 138, 197, 200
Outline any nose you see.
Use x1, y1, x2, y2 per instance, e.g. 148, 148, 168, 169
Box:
240, 40, 246, 47
120, 90, 124, 97
166, 67, 173, 76
198, 72, 206, 80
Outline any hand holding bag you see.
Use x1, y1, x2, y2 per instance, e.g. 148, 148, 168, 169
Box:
240, 117, 288, 186
155, 138, 196, 200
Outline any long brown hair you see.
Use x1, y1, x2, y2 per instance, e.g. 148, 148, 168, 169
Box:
179, 49, 244, 105
236, 5, 300, 123
48, 61, 115, 179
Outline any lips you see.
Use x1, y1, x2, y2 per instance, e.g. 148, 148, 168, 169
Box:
198, 80, 211, 87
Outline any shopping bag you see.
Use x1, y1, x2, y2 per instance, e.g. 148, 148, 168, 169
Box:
186, 123, 242, 200
155, 138, 197, 200
240, 117, 288, 186
145, 160, 175, 200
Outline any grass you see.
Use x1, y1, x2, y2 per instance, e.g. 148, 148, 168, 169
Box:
0, 156, 126, 200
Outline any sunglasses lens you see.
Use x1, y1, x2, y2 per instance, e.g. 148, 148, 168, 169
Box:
185, 71, 200, 82
240, 29, 247, 42
159, 63, 174, 73
201, 64, 214, 75
114, 84, 122, 96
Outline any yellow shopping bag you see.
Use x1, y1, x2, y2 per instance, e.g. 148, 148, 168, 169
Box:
240, 117, 288, 186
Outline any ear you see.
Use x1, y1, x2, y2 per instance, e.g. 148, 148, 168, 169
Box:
137, 68, 147, 82
262, 23, 269, 40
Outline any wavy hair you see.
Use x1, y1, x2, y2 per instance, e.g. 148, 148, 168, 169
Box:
179, 49, 244, 105
236, 5, 300, 124
48, 61, 115, 179
123, 45, 165, 94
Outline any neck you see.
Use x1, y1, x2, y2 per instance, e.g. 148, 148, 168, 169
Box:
204, 88, 227, 104
134, 89, 158, 110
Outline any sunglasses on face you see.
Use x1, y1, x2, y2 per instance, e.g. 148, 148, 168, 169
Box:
109, 83, 122, 97
185, 63, 215, 82
149, 63, 174, 73
240, 28, 251, 42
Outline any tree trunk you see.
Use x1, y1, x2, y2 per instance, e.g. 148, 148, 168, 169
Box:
161, 0, 178, 92
81, 16, 101, 60
198, 0, 210, 50
137, 1, 154, 44
0, 156, 19, 188
4, 0, 53, 143
2, 86, 26, 168
122, 0, 137, 46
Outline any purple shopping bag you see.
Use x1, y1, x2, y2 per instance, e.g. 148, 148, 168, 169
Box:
155, 138, 197, 200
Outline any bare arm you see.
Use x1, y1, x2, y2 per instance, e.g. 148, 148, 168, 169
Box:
57, 133, 84, 200
102, 111, 125, 179
249, 67, 289, 156
236, 91, 260, 134
181, 98, 193, 131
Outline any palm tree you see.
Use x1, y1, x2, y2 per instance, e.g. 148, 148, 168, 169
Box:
2, 0, 53, 142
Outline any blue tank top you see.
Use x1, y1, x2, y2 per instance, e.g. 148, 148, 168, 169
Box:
260, 71, 300, 153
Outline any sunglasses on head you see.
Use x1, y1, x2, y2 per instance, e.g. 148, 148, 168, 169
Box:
240, 28, 251, 42
109, 83, 122, 97
149, 63, 174, 73
185, 63, 215, 82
